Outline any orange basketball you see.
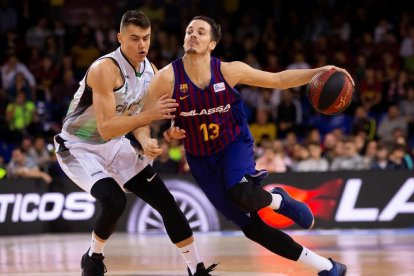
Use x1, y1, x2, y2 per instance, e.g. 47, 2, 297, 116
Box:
307, 69, 354, 115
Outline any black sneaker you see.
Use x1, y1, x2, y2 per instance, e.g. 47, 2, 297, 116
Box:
187, 262, 218, 276
81, 250, 107, 276
318, 258, 347, 276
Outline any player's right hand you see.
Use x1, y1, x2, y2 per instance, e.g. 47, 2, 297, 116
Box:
141, 137, 162, 159
149, 94, 178, 121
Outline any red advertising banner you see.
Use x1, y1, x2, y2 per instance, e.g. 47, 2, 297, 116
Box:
0, 170, 413, 235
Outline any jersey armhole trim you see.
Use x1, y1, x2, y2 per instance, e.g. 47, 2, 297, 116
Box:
85, 57, 125, 92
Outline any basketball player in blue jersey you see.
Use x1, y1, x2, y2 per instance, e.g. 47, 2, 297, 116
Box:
54, 11, 216, 276
139, 16, 351, 275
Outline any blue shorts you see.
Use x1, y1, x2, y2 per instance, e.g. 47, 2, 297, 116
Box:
186, 132, 256, 228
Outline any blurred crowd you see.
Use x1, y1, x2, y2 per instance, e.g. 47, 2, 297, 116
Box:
1, 0, 414, 182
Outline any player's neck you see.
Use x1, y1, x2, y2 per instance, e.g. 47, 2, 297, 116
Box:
182, 54, 210, 74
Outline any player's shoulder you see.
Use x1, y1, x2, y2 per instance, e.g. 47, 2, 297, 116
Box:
155, 63, 174, 81
220, 60, 248, 72
220, 60, 249, 78
87, 58, 120, 87
89, 58, 119, 75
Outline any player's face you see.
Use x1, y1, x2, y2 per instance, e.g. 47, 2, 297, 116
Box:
184, 20, 216, 55
118, 25, 151, 66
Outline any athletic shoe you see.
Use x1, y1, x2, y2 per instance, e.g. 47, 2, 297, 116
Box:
270, 187, 315, 229
318, 258, 347, 276
188, 262, 218, 276
81, 250, 107, 276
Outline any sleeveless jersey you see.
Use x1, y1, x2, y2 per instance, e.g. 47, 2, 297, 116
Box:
172, 57, 248, 156
62, 47, 154, 144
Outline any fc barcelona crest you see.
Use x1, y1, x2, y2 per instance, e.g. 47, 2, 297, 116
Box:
180, 83, 188, 93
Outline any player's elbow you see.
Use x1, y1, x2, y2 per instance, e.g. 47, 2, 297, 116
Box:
98, 125, 114, 141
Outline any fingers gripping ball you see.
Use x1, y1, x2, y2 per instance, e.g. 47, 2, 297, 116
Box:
307, 69, 354, 115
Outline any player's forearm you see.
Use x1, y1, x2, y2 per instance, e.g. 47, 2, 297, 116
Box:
276, 68, 326, 89
98, 111, 155, 140
132, 125, 151, 145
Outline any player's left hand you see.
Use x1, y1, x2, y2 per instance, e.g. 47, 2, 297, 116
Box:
163, 127, 186, 142
141, 138, 162, 159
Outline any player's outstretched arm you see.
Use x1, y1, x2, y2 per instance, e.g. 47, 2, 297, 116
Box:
221, 61, 354, 89
89, 60, 178, 141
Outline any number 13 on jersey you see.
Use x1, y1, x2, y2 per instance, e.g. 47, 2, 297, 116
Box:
199, 123, 219, 141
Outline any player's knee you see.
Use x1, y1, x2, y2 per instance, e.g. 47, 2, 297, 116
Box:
91, 178, 127, 217
228, 178, 271, 212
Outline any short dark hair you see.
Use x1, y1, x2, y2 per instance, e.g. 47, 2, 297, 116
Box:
191, 16, 221, 43
120, 10, 150, 30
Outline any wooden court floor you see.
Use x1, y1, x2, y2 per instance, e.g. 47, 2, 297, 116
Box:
0, 229, 413, 276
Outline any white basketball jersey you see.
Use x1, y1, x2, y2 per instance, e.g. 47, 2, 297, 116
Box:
62, 47, 155, 143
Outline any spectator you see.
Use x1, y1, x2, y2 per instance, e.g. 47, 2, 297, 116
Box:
399, 25, 414, 72
1, 52, 36, 92
6, 72, 33, 101
295, 142, 329, 172
24, 17, 51, 50
362, 140, 378, 169
5, 91, 38, 142
358, 67, 383, 115
386, 70, 408, 105
389, 143, 413, 170
249, 109, 276, 145
0, 0, 17, 35
50, 69, 77, 121
255, 143, 287, 173
33, 55, 59, 103
330, 138, 365, 171
257, 87, 280, 120
70, 34, 100, 79
305, 128, 322, 145
352, 105, 376, 140
371, 143, 394, 170
283, 131, 298, 158
27, 136, 54, 173
377, 105, 408, 143
321, 132, 338, 163
290, 144, 310, 171
399, 84, 414, 138
276, 88, 302, 138
6, 147, 52, 184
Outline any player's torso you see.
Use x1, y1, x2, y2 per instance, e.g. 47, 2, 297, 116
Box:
172, 57, 247, 156
63, 48, 154, 143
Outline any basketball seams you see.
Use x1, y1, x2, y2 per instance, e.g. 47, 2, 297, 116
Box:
307, 70, 325, 110
319, 71, 345, 111
307, 70, 354, 115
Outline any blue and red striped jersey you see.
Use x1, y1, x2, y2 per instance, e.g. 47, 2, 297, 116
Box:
172, 57, 248, 156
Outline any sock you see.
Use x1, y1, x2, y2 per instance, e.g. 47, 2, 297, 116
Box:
178, 241, 201, 274
88, 232, 106, 256
297, 247, 333, 272
268, 193, 282, 210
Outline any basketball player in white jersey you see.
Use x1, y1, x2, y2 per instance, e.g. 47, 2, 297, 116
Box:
54, 10, 216, 276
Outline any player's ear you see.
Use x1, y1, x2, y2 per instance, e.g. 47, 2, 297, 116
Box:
117, 32, 123, 44
209, 41, 217, 51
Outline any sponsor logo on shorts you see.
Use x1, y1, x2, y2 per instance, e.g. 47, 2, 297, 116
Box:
91, 171, 103, 177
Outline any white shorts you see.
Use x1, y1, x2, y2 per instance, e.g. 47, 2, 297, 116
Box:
54, 131, 151, 193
